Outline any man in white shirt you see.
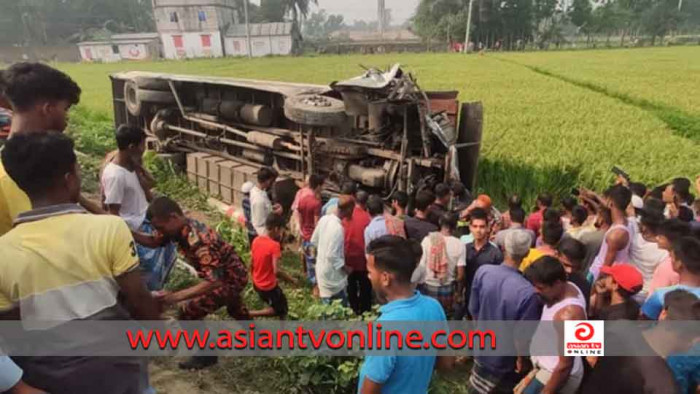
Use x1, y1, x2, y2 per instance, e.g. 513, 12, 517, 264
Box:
311, 195, 355, 305
101, 125, 176, 291
250, 167, 282, 238
418, 212, 466, 317
629, 211, 668, 302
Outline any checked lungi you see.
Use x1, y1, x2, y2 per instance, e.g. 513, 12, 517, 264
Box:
420, 282, 457, 317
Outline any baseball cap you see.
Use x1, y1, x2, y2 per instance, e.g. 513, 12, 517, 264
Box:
241, 181, 254, 194
600, 264, 643, 294
505, 230, 531, 258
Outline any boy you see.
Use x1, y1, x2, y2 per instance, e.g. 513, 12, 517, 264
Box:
102, 125, 176, 291
134, 196, 249, 369
0, 62, 105, 236
249, 214, 297, 319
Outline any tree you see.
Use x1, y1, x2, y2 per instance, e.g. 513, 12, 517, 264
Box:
641, 0, 683, 44
283, 0, 318, 26
260, 0, 286, 22
303, 10, 345, 41
569, 0, 593, 34
0, 0, 155, 45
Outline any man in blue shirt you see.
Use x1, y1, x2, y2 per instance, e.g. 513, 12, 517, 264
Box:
358, 235, 453, 393
469, 231, 542, 393
642, 237, 700, 320
364, 195, 389, 252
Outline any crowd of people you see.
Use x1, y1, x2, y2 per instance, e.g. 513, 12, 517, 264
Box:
0, 61, 698, 394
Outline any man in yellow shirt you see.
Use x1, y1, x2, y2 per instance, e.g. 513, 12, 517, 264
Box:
0, 131, 160, 393
0, 62, 103, 235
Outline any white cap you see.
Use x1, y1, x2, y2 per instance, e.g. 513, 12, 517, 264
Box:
631, 195, 644, 210
242, 181, 254, 194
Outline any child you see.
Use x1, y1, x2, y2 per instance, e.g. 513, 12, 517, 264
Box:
249, 213, 297, 319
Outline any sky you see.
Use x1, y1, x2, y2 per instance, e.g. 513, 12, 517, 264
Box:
314, 0, 421, 24
249, 0, 422, 25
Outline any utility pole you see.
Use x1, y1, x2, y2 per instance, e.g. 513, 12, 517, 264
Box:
243, 0, 252, 58
463, 0, 474, 53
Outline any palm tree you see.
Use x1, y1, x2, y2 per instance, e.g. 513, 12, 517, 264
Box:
284, 0, 318, 26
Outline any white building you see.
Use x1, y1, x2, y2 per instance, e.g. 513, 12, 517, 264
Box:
153, 0, 238, 59
224, 22, 300, 57
78, 33, 161, 62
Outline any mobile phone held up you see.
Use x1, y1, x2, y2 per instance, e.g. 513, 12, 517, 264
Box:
611, 166, 631, 183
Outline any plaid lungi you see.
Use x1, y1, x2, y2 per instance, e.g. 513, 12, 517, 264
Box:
420, 282, 456, 316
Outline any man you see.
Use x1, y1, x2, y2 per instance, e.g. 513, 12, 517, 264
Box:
589, 184, 632, 280
526, 193, 553, 238
494, 206, 536, 251
137, 197, 249, 370
0, 132, 160, 392
590, 264, 643, 320
566, 205, 592, 240
642, 236, 700, 320
101, 125, 176, 291
451, 182, 472, 213
241, 181, 256, 245
582, 297, 683, 394
343, 190, 372, 315
250, 166, 282, 238
520, 256, 587, 394
0, 62, 104, 236
580, 207, 611, 275
417, 213, 466, 317
663, 178, 693, 218
519, 221, 564, 272
468, 231, 542, 393
662, 290, 700, 394
364, 195, 389, 248
459, 208, 503, 313
560, 197, 577, 231
648, 219, 690, 296
249, 214, 295, 320
461, 194, 501, 230
556, 238, 592, 307
391, 191, 408, 220
321, 182, 356, 217
405, 190, 438, 243
427, 183, 451, 226
358, 235, 452, 393
297, 174, 324, 288
629, 210, 668, 302
311, 195, 355, 305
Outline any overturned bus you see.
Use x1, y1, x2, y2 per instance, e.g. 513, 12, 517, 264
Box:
110, 65, 483, 208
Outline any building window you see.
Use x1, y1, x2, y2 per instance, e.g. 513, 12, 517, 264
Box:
201, 34, 211, 48
112, 45, 119, 54
173, 35, 184, 48
170, 12, 179, 22
198, 10, 207, 22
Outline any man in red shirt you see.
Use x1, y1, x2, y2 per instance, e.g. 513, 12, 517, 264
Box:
526, 193, 553, 238
343, 190, 373, 314
297, 175, 324, 293
249, 214, 296, 319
